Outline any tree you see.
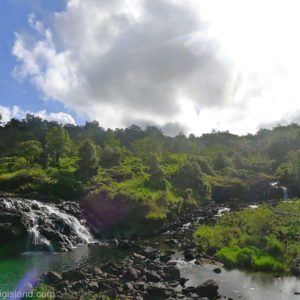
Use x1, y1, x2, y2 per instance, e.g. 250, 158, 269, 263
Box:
101, 144, 122, 168
147, 153, 160, 174
79, 139, 100, 177
147, 154, 166, 190
45, 126, 72, 165
172, 160, 206, 198
214, 153, 228, 170
16, 140, 43, 164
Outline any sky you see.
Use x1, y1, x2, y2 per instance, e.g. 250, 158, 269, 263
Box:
1, 0, 300, 136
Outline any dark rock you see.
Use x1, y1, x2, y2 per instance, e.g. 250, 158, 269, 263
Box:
184, 250, 195, 261
160, 254, 171, 263
43, 271, 62, 284
118, 239, 131, 249
213, 267, 222, 274
144, 270, 161, 283
163, 266, 181, 282
62, 269, 86, 281
195, 279, 219, 298
135, 281, 147, 291
147, 283, 168, 298
140, 246, 159, 260
31, 203, 40, 210
123, 266, 140, 281
147, 262, 161, 271
180, 277, 189, 286
182, 286, 195, 295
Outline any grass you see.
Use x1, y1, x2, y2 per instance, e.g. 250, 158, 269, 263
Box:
194, 200, 300, 275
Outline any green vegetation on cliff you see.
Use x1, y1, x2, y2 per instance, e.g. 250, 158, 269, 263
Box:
1, 114, 300, 228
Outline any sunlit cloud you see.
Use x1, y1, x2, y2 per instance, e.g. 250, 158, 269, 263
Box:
11, 0, 300, 135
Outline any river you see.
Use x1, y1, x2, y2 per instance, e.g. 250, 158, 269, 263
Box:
0, 244, 299, 300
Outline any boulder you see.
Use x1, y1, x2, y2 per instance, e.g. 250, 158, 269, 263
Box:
118, 240, 131, 249
163, 266, 181, 282
184, 249, 195, 261
140, 246, 159, 260
194, 279, 219, 299
123, 266, 140, 281
146, 283, 169, 298
62, 269, 86, 281
160, 254, 171, 263
213, 267, 222, 274
43, 271, 62, 284
144, 270, 161, 283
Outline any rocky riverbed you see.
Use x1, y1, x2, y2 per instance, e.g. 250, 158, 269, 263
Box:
41, 246, 221, 300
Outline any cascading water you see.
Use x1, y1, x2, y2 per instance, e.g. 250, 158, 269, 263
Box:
0, 198, 95, 252
269, 182, 289, 200
281, 187, 289, 200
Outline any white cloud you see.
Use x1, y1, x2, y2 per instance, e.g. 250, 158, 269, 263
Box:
0, 105, 75, 125
12, 0, 233, 134
11, 0, 300, 135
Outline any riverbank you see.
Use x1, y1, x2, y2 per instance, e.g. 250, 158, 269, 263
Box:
194, 199, 300, 276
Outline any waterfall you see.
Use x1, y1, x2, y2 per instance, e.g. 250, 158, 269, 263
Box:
0, 198, 95, 252
40, 202, 95, 245
281, 187, 289, 200
27, 225, 53, 251
269, 182, 289, 201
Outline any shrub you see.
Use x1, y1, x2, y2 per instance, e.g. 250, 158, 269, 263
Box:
253, 256, 284, 273
195, 200, 300, 275
0, 168, 50, 192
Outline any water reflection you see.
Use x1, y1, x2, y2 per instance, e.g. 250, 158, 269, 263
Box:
0, 245, 130, 294
177, 258, 300, 300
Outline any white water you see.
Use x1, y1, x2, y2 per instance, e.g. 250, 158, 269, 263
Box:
216, 207, 231, 216
269, 182, 289, 200
27, 225, 53, 251
281, 187, 289, 200
41, 201, 94, 245
249, 205, 258, 209
1, 198, 94, 251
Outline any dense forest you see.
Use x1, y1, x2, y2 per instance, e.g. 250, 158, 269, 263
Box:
0, 113, 300, 231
